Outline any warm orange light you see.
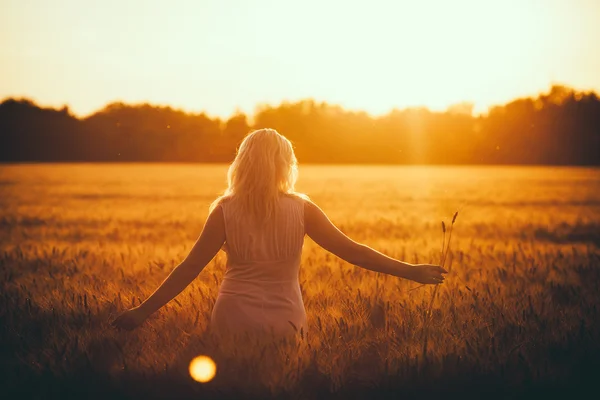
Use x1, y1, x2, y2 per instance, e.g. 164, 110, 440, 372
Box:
189, 355, 217, 383
3, 1, 599, 119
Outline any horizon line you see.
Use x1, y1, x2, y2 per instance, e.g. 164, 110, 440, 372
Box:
3, 82, 597, 121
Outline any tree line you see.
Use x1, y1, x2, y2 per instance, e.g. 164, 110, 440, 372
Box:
1, 85, 598, 164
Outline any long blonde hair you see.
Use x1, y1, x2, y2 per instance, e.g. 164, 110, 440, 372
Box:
210, 128, 305, 223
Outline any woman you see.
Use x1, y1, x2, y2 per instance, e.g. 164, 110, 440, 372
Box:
112, 128, 447, 335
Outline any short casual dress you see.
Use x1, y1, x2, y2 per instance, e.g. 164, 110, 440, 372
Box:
210, 195, 307, 337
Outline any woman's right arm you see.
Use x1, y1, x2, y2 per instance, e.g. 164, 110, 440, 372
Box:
304, 200, 447, 284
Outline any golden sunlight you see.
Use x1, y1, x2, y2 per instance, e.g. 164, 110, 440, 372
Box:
189, 355, 217, 383
1, 0, 599, 118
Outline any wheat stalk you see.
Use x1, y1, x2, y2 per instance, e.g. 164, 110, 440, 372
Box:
422, 211, 458, 362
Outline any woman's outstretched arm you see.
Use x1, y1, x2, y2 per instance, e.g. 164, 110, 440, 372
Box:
112, 205, 226, 330
304, 200, 446, 284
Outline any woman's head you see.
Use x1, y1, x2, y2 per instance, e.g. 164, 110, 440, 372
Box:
227, 128, 298, 196
211, 129, 301, 221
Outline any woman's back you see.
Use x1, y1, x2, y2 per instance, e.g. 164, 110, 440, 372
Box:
112, 129, 447, 335
210, 194, 307, 336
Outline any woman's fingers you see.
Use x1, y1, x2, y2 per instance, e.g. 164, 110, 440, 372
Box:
429, 265, 448, 274
111, 316, 126, 329
116, 319, 135, 330
412, 264, 448, 285
111, 312, 137, 330
429, 269, 445, 284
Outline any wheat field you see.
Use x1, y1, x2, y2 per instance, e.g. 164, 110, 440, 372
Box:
1, 164, 599, 399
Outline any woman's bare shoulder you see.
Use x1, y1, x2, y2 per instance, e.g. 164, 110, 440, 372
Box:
282, 192, 311, 205
211, 194, 233, 210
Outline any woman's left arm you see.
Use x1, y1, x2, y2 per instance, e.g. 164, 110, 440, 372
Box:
112, 205, 225, 330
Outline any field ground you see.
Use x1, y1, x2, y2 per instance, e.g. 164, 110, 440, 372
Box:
1, 164, 600, 399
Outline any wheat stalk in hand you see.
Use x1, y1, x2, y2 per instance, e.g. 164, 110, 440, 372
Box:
422, 211, 458, 360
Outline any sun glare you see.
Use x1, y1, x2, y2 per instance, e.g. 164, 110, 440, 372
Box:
1, 0, 598, 118
189, 355, 217, 383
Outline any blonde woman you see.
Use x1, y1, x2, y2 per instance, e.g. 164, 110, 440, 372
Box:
112, 129, 447, 336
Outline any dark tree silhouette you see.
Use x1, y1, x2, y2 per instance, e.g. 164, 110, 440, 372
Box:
1, 85, 598, 165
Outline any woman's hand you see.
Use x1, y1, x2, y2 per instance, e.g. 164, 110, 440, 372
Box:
409, 264, 448, 284
111, 306, 149, 331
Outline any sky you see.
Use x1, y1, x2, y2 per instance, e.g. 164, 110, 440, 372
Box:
1, 0, 599, 119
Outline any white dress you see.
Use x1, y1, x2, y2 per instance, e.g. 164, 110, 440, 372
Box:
210, 195, 307, 336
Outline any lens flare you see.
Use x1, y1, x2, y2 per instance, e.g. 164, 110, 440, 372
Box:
189, 355, 216, 383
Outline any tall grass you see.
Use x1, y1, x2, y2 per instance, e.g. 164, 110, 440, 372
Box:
1, 164, 599, 399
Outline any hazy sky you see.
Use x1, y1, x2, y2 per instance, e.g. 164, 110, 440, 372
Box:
1, 0, 599, 118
